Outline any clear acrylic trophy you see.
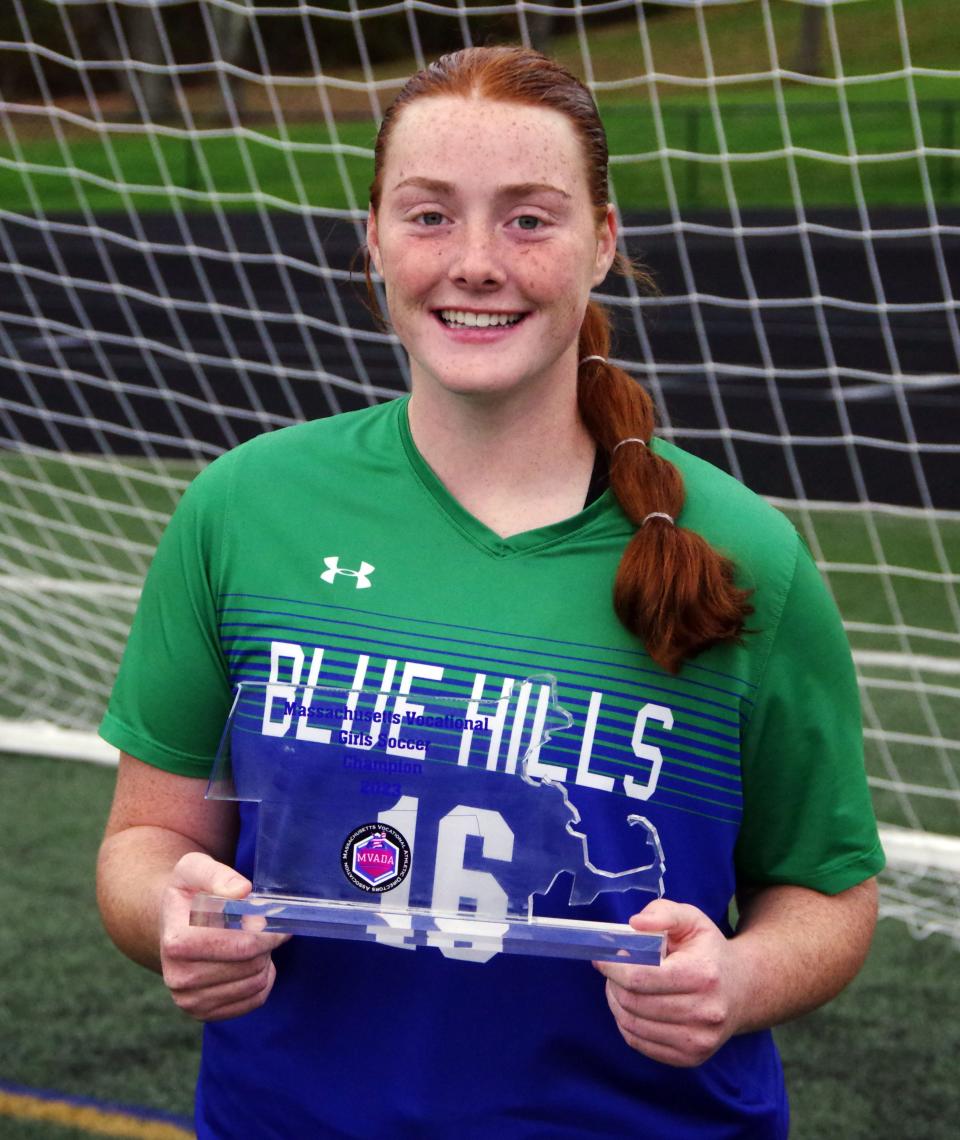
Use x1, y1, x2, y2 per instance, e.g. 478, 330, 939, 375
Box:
190, 676, 666, 964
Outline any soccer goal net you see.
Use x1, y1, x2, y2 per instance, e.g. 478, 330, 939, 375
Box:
1, 0, 958, 940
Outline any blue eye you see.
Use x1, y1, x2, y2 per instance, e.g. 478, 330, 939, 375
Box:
514, 215, 542, 230
417, 211, 445, 226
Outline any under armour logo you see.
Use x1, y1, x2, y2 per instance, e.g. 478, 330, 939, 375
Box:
320, 556, 375, 589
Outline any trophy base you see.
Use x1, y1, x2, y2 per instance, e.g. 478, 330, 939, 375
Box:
190, 893, 665, 965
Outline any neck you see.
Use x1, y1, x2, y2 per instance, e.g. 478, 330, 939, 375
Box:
406, 365, 597, 538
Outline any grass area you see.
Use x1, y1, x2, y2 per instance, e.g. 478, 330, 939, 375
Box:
2, 81, 955, 216
0, 454, 201, 583
779, 507, 960, 836
0, 751, 956, 1139
554, 0, 960, 84
0, 756, 200, 1136
781, 508, 960, 653
0, 455, 203, 724
1, 1, 957, 214
778, 915, 960, 1140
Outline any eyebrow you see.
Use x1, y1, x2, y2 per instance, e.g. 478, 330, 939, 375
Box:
391, 177, 571, 200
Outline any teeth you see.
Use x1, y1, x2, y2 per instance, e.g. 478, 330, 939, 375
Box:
440, 310, 523, 328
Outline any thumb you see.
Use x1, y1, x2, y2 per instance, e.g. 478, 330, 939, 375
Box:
170, 851, 252, 900
629, 898, 706, 950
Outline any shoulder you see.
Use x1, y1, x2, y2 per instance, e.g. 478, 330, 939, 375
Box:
653, 437, 795, 553
211, 398, 401, 474
652, 437, 799, 598
184, 399, 404, 504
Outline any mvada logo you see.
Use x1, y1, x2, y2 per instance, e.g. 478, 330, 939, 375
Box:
341, 822, 411, 893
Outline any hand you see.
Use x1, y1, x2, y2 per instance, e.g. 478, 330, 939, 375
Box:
159, 852, 290, 1022
593, 898, 748, 1068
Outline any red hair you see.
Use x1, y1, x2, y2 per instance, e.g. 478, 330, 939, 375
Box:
369, 46, 752, 673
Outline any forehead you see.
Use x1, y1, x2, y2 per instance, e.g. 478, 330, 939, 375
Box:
381, 95, 590, 198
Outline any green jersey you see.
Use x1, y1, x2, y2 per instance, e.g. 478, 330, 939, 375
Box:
100, 396, 883, 1138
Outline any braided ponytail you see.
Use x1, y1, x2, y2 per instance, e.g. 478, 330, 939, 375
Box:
578, 303, 753, 673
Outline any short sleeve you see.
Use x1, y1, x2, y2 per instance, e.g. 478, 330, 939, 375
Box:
735, 537, 885, 894
98, 458, 234, 777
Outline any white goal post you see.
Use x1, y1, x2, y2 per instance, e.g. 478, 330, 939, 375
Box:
1, 0, 958, 941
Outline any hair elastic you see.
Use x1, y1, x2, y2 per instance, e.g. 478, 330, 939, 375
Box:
641, 512, 675, 527
612, 437, 647, 454
578, 355, 607, 367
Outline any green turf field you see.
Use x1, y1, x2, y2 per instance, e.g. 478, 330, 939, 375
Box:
3, 81, 956, 217
0, 751, 957, 1140
779, 506, 960, 838
3, 82, 956, 217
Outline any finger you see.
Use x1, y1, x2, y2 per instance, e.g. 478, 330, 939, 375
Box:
173, 960, 278, 1023
604, 981, 715, 1028
163, 924, 290, 965
196, 994, 271, 1023
614, 1024, 702, 1069
595, 959, 667, 993
593, 958, 699, 996
606, 979, 681, 1049
165, 943, 274, 990
168, 951, 272, 1003
605, 982, 715, 1068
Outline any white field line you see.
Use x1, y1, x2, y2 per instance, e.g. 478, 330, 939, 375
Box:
879, 827, 960, 876
852, 650, 960, 676
0, 720, 117, 765
0, 575, 142, 599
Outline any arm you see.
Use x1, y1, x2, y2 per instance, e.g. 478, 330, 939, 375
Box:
594, 878, 878, 1068
728, 877, 877, 1032
97, 752, 288, 1020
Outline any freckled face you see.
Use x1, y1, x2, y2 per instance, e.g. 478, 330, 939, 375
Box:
367, 96, 616, 403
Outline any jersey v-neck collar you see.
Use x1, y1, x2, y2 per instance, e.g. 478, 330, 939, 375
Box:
394, 396, 619, 559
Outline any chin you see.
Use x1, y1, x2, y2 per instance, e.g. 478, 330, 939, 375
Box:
433, 374, 523, 397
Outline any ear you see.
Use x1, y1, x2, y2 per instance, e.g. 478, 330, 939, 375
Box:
366, 208, 383, 277
592, 204, 618, 287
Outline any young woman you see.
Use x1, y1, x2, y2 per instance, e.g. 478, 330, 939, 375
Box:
97, 47, 883, 1138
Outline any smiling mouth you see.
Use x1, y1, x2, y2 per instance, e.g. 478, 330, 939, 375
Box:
436, 309, 527, 329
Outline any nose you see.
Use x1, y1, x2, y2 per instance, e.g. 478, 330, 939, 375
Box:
448, 222, 505, 290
